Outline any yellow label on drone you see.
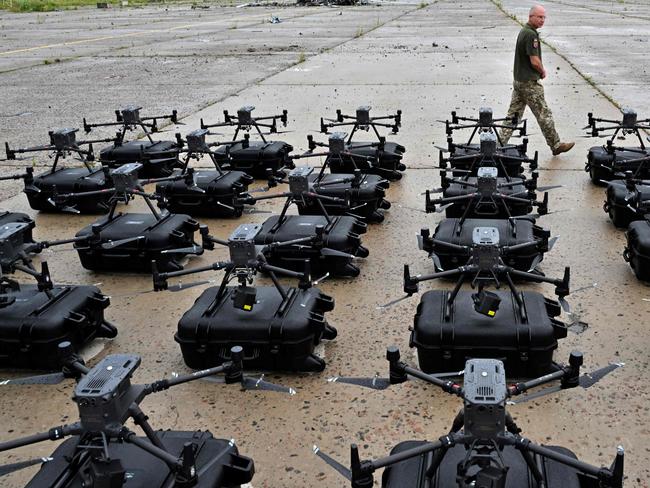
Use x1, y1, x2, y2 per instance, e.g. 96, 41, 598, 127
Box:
488, 310, 496, 317
244, 304, 253, 311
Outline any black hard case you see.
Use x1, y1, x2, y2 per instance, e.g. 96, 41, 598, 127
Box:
176, 286, 336, 372
296, 173, 390, 223
605, 180, 650, 228
155, 170, 254, 218
410, 290, 566, 377
449, 145, 526, 177
74, 212, 200, 272
442, 177, 531, 218
25, 431, 254, 488
586, 145, 650, 183
430, 218, 549, 271
0, 284, 115, 369
213, 141, 294, 178
255, 215, 368, 277
625, 220, 650, 281
382, 440, 582, 488
327, 141, 406, 181
99, 140, 181, 178
25, 168, 112, 214
0, 211, 34, 242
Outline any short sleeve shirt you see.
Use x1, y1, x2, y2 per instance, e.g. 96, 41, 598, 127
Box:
513, 23, 541, 82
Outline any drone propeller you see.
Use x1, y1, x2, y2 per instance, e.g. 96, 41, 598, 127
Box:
508, 362, 624, 404
312, 272, 330, 285
0, 457, 54, 477
434, 203, 453, 214
536, 184, 563, 192
312, 445, 352, 481
377, 293, 414, 309
0, 371, 66, 386
202, 374, 296, 395
327, 369, 463, 391
527, 254, 543, 273
320, 248, 356, 259
433, 145, 450, 153
161, 244, 203, 255
548, 235, 559, 251
101, 235, 145, 250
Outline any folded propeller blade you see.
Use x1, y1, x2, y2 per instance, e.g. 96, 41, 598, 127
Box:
327, 375, 391, 390
0, 457, 54, 476
0, 371, 66, 386
312, 446, 352, 481
101, 236, 144, 250
320, 247, 355, 259
241, 375, 296, 395
161, 244, 203, 255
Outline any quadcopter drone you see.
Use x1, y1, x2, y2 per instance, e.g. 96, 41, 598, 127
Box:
200, 106, 294, 178
319, 106, 406, 181
152, 223, 337, 372
0, 341, 302, 487
583, 109, 650, 184
50, 163, 208, 273
4, 128, 118, 213
154, 129, 255, 218
83, 105, 183, 177
317, 347, 624, 488
389, 226, 570, 376
604, 170, 650, 228
437, 108, 535, 178
0, 222, 116, 369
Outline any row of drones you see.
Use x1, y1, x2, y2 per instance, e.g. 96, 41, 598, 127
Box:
0, 105, 629, 487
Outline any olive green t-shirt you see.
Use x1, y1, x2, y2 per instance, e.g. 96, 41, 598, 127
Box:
513, 23, 542, 82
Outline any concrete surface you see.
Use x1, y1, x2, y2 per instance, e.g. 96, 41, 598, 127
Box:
0, 0, 649, 487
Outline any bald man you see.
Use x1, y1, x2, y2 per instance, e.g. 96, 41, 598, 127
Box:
499, 4, 574, 155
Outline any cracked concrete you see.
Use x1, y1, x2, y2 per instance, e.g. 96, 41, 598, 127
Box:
0, 0, 649, 486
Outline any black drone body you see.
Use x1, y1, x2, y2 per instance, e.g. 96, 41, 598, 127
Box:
84, 105, 183, 178
584, 109, 650, 184
154, 223, 337, 372
51, 163, 207, 273
319, 348, 624, 488
201, 106, 294, 178
0, 222, 116, 369
241, 167, 369, 277
0, 343, 261, 488
319, 106, 406, 181
4, 128, 117, 214
399, 227, 570, 377
154, 129, 255, 218
624, 218, 650, 282
439, 108, 534, 178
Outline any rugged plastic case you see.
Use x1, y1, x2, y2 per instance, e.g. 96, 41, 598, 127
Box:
99, 140, 182, 178
295, 173, 390, 223
25, 431, 254, 488
605, 179, 650, 228
25, 168, 113, 214
428, 217, 550, 271
0, 284, 115, 369
449, 145, 526, 177
327, 141, 406, 181
213, 141, 294, 178
625, 220, 650, 281
255, 215, 368, 277
156, 170, 254, 218
410, 290, 567, 377
382, 441, 583, 488
586, 145, 650, 184
74, 212, 200, 272
0, 211, 34, 242
441, 176, 531, 218
176, 286, 336, 372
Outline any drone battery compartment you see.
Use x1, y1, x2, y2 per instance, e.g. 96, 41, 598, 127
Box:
0, 284, 115, 369
25, 431, 254, 488
448, 144, 526, 177
411, 290, 566, 377
625, 220, 650, 281
74, 212, 199, 272
328, 141, 406, 181
213, 140, 294, 179
255, 215, 368, 277
176, 286, 336, 372
26, 168, 112, 214
605, 180, 650, 228
381, 440, 583, 488
295, 173, 390, 223
156, 169, 253, 218
587, 145, 650, 183
430, 218, 549, 272
100, 140, 181, 178
442, 177, 531, 218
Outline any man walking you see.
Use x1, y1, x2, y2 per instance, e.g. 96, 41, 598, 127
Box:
499, 4, 574, 156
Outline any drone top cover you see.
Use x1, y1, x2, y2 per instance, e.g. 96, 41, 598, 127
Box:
212, 140, 294, 179
255, 214, 368, 277
0, 284, 116, 369
447, 132, 528, 178
605, 178, 650, 228
625, 219, 650, 282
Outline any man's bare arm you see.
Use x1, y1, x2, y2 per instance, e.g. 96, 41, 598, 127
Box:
529, 55, 546, 79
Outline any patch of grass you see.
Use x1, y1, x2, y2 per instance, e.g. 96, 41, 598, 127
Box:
296, 51, 306, 64
354, 27, 364, 38
418, 1, 428, 8
228, 23, 237, 29
1, 0, 204, 13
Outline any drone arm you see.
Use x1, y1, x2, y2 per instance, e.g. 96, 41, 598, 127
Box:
403, 365, 463, 396
508, 369, 566, 397
258, 262, 304, 279
122, 428, 184, 470
0, 423, 82, 452
147, 364, 230, 394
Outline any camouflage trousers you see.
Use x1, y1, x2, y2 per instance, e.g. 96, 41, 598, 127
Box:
499, 80, 560, 150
